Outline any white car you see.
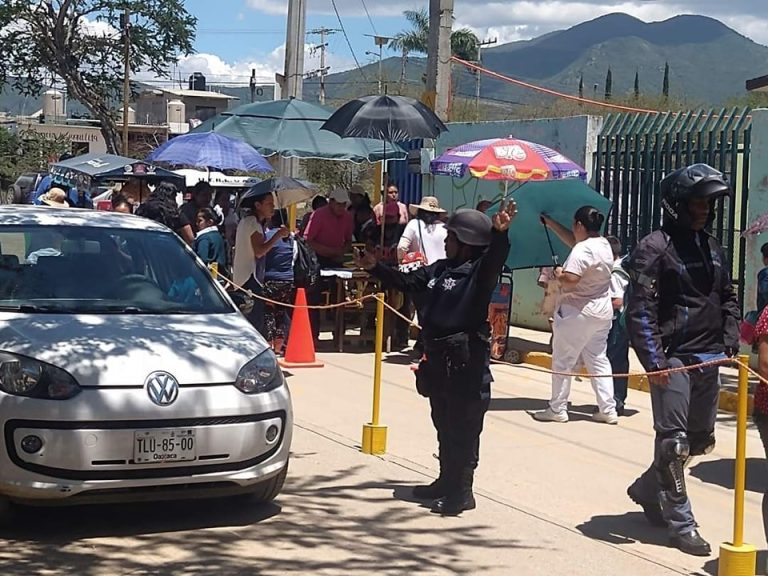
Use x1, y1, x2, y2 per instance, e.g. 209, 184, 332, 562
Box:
0, 206, 292, 515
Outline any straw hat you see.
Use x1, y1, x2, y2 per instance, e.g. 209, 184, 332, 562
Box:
40, 187, 69, 208
409, 196, 445, 216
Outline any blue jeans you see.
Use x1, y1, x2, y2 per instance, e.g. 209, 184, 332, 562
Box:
606, 316, 630, 410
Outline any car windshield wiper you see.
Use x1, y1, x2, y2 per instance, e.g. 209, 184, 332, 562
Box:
0, 304, 66, 313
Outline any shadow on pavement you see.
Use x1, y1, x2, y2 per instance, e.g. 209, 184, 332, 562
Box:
690, 458, 767, 494
0, 465, 519, 575
488, 396, 548, 412
576, 511, 671, 548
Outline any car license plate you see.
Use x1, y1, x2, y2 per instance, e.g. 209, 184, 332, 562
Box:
134, 429, 196, 464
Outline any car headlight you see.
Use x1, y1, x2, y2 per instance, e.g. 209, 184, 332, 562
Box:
234, 350, 283, 394
0, 352, 81, 400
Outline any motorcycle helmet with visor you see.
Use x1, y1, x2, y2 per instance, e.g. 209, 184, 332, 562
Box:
659, 163, 732, 228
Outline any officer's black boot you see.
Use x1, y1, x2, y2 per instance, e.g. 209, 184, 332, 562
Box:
670, 529, 712, 556
412, 469, 447, 500
431, 468, 476, 516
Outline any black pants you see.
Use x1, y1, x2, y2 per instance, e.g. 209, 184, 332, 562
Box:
606, 317, 630, 409
429, 389, 490, 477
244, 277, 266, 336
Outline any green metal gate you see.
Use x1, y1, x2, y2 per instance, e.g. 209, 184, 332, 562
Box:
593, 108, 752, 311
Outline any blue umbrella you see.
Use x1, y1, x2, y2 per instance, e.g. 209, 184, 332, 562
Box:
146, 132, 273, 172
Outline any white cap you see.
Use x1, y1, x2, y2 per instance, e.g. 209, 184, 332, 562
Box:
328, 188, 350, 204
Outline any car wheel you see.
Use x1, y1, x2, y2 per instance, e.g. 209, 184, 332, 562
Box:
0, 497, 14, 526
246, 461, 289, 503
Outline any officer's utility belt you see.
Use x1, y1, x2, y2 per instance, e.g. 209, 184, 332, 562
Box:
424, 329, 488, 374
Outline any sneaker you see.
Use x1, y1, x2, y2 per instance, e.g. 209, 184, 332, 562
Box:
670, 529, 712, 556
592, 411, 619, 425
533, 408, 569, 423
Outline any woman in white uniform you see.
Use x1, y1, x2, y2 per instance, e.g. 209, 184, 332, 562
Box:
534, 206, 619, 425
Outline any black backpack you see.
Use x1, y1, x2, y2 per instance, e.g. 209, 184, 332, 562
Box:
293, 236, 320, 288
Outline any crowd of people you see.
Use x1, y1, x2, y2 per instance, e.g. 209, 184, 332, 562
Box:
29, 163, 768, 560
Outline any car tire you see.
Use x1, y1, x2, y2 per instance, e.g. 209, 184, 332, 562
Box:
0, 497, 14, 526
246, 461, 289, 503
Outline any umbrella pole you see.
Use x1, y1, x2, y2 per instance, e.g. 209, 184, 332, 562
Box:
542, 221, 559, 267
380, 140, 387, 251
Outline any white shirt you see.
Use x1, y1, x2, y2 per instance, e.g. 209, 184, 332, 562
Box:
609, 258, 629, 300
557, 236, 614, 320
233, 215, 264, 286
397, 219, 447, 264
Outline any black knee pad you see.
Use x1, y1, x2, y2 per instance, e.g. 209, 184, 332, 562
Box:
656, 432, 689, 501
688, 432, 715, 456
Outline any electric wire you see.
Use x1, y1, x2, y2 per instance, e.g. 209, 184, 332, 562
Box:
359, 0, 377, 35
330, 0, 368, 80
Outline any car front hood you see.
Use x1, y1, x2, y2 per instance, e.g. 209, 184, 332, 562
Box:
0, 312, 268, 387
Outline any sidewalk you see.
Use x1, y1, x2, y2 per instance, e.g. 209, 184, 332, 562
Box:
284, 346, 766, 576
505, 325, 752, 415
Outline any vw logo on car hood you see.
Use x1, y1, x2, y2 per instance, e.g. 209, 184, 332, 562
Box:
145, 372, 180, 406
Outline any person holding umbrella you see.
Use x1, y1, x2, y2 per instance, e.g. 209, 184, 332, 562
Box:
534, 206, 619, 425
354, 202, 515, 516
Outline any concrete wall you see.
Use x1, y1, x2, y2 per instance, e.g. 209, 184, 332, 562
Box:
425, 115, 603, 331
744, 109, 768, 316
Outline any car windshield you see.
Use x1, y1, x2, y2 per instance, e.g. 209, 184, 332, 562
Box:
0, 225, 234, 314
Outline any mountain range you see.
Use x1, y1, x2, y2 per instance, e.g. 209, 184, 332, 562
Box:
1, 13, 766, 117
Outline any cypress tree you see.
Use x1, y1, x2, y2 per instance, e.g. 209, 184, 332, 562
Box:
604, 68, 612, 101
634, 71, 640, 99
578, 74, 584, 99
662, 62, 670, 99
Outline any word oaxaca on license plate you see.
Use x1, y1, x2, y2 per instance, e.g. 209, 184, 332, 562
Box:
134, 429, 196, 464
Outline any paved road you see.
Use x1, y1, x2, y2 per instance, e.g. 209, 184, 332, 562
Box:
0, 348, 764, 575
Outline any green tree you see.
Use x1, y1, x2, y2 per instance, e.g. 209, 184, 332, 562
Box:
0, 0, 197, 155
662, 62, 670, 99
578, 74, 584, 100
604, 68, 612, 101
388, 8, 479, 91
634, 71, 640, 100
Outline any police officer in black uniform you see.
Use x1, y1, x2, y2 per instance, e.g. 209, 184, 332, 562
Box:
355, 202, 514, 515
624, 164, 740, 556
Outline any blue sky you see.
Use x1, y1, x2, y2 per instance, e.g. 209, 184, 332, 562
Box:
166, 0, 768, 88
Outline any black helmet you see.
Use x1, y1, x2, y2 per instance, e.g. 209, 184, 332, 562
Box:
659, 163, 731, 228
445, 209, 492, 246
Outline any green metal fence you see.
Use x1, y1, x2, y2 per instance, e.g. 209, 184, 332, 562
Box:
593, 108, 752, 311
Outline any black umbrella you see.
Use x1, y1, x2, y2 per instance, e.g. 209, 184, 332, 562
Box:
239, 177, 317, 210
321, 95, 448, 247
320, 95, 448, 142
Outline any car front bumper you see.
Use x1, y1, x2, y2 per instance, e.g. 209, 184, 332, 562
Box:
0, 381, 292, 503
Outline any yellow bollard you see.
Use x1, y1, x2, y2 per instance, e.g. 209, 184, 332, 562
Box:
288, 204, 297, 233
718, 354, 757, 576
362, 292, 388, 455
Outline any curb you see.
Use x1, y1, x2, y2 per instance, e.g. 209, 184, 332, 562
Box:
520, 351, 752, 416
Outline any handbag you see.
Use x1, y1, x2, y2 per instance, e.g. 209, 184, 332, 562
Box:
398, 220, 428, 273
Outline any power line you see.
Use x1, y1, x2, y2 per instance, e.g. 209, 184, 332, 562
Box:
329, 0, 368, 80
359, 0, 377, 35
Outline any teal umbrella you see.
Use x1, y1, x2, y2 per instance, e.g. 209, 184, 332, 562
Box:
487, 179, 613, 270
191, 99, 406, 163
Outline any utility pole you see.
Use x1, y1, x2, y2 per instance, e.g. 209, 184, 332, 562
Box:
279, 0, 307, 186
365, 35, 393, 95
307, 28, 338, 105
475, 37, 496, 121
425, 0, 454, 121
121, 7, 130, 155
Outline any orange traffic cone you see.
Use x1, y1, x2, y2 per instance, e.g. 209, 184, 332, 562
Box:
279, 287, 324, 369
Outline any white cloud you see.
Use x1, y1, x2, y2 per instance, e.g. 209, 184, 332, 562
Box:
247, 0, 421, 18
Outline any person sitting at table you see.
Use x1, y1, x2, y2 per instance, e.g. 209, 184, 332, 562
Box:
304, 187, 354, 268
364, 201, 405, 266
